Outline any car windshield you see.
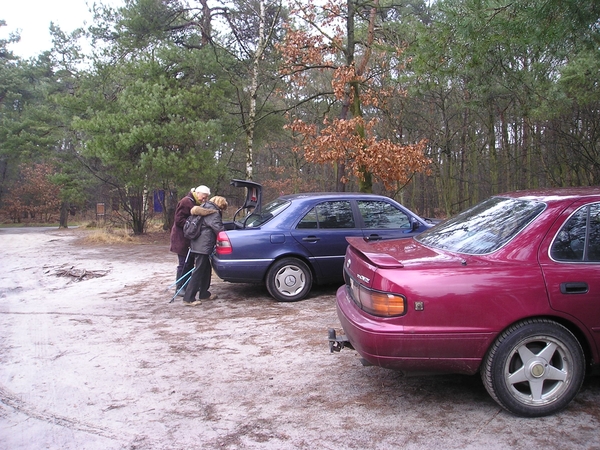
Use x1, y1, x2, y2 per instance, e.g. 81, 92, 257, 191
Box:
415, 196, 546, 254
244, 198, 291, 228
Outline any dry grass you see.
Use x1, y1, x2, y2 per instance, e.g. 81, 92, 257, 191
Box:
78, 220, 170, 246
82, 227, 137, 244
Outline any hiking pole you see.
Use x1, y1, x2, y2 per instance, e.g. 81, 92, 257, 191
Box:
169, 274, 193, 303
165, 266, 194, 291
168, 249, 195, 303
165, 249, 193, 290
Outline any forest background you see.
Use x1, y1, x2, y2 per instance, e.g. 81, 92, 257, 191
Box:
1, 0, 599, 234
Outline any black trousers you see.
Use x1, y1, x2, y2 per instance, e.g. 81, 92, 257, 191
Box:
182, 253, 212, 302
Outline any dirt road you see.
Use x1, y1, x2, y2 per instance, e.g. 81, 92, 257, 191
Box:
1, 227, 599, 449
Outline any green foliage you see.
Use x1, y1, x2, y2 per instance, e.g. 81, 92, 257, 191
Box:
75, 46, 233, 185
116, 0, 183, 48
0, 47, 68, 207
64, 42, 236, 232
557, 50, 600, 107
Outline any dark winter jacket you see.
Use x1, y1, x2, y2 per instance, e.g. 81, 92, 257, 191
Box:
189, 201, 223, 255
169, 191, 198, 255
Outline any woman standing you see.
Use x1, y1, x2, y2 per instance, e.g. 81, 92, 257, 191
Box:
183, 196, 228, 306
169, 185, 211, 296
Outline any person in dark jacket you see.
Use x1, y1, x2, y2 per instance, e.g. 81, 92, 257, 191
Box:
169, 185, 211, 295
183, 196, 228, 306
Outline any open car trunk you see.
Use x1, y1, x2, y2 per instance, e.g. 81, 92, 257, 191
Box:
223, 179, 262, 230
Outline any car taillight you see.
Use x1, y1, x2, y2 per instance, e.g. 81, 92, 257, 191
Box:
349, 277, 405, 317
216, 231, 232, 255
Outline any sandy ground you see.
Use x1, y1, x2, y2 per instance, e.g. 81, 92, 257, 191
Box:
1, 227, 600, 450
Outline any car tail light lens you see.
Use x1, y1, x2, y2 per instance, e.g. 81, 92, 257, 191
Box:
216, 231, 232, 255
349, 277, 406, 317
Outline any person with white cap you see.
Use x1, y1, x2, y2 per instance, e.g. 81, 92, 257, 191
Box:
182, 195, 228, 306
169, 185, 211, 296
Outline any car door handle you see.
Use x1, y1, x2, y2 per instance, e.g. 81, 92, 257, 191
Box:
302, 236, 320, 242
560, 282, 589, 294
365, 234, 382, 241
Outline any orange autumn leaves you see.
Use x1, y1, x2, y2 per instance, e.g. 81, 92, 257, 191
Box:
4, 163, 62, 222
286, 116, 429, 189
278, 0, 431, 189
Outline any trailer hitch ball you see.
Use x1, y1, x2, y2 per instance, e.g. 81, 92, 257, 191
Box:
328, 328, 352, 353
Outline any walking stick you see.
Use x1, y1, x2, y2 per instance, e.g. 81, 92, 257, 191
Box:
167, 249, 194, 303
165, 248, 193, 290
165, 266, 194, 291
169, 274, 193, 303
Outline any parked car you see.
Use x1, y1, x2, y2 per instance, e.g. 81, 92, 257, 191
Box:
330, 187, 600, 417
212, 179, 437, 302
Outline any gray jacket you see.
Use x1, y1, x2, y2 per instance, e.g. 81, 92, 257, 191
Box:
189, 202, 224, 254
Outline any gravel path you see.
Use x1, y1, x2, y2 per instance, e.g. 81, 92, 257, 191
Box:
1, 227, 599, 449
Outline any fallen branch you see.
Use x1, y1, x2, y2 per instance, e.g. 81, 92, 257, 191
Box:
54, 266, 110, 281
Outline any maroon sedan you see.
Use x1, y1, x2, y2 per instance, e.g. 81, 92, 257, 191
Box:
332, 187, 600, 417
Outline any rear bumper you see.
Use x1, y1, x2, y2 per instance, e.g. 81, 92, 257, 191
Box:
335, 285, 486, 375
211, 255, 272, 283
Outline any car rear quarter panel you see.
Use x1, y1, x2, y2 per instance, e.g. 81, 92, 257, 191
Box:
336, 288, 485, 374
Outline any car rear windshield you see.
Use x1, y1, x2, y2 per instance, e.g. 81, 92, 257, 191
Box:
415, 196, 546, 254
244, 198, 291, 228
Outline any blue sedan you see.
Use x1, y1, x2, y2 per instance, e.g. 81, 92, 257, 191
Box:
212, 179, 436, 301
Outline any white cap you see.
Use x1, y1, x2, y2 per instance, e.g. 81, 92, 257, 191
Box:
194, 185, 211, 195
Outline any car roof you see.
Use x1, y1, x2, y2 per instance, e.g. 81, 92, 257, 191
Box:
497, 187, 600, 202
278, 192, 397, 201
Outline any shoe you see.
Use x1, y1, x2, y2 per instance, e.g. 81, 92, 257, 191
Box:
176, 289, 186, 297
199, 293, 217, 300
183, 299, 202, 306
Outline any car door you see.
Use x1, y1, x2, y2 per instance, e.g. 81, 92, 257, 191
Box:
540, 201, 600, 354
356, 199, 423, 241
290, 200, 363, 282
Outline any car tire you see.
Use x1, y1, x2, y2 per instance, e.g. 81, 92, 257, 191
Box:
266, 257, 312, 302
481, 319, 585, 417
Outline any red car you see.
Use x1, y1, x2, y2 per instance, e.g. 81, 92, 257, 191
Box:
331, 187, 600, 417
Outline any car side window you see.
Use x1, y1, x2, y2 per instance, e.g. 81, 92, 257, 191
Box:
296, 208, 318, 229
297, 201, 355, 229
357, 201, 411, 229
588, 204, 600, 261
551, 203, 600, 262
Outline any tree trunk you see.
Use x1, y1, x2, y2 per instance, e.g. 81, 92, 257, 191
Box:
244, 0, 273, 181
59, 202, 69, 228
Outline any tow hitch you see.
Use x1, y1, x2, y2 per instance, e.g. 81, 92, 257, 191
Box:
328, 328, 354, 352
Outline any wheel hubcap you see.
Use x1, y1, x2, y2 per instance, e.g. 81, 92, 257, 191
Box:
529, 361, 546, 378
284, 275, 297, 287
275, 265, 305, 297
505, 338, 571, 405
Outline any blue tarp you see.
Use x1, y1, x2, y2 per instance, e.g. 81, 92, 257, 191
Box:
154, 190, 165, 213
